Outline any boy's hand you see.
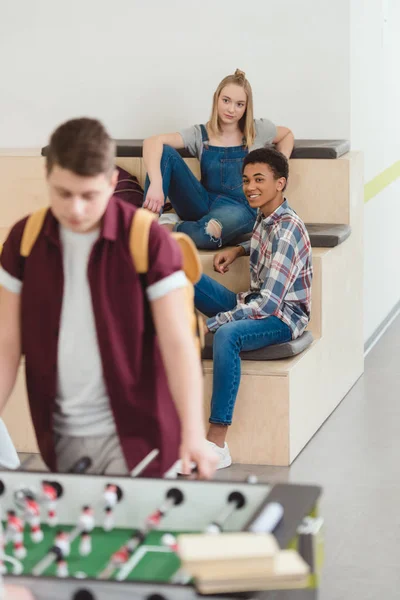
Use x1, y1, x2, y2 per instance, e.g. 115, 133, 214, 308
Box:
180, 438, 219, 480
143, 182, 164, 214
213, 247, 243, 274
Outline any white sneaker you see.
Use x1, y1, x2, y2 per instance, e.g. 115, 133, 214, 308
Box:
163, 442, 232, 478
159, 213, 181, 226
206, 440, 232, 470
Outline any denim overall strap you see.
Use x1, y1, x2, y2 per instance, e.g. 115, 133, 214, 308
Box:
200, 124, 209, 143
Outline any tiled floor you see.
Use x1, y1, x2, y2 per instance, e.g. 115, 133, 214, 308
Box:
18, 315, 400, 599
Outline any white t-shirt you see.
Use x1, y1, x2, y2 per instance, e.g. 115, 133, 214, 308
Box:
52, 226, 115, 436
180, 118, 277, 160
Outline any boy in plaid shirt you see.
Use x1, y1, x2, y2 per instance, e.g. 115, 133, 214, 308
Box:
195, 148, 313, 469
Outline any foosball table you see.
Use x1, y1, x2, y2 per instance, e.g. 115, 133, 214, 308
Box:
0, 469, 323, 599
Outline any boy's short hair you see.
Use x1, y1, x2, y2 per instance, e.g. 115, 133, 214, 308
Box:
243, 147, 289, 190
46, 117, 116, 177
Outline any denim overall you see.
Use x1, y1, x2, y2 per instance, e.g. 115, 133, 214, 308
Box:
144, 124, 257, 249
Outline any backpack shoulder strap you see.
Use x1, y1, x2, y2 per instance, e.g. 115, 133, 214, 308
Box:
129, 208, 157, 273
171, 232, 202, 284
20, 207, 48, 257
129, 208, 202, 283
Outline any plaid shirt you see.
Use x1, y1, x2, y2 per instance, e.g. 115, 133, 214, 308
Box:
207, 200, 312, 339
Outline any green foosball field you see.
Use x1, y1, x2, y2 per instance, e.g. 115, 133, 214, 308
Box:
3, 525, 184, 582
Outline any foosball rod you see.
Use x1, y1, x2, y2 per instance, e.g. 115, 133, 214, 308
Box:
130, 449, 159, 478
115, 488, 184, 582
205, 491, 246, 534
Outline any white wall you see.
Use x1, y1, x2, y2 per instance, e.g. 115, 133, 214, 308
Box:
0, 0, 350, 148
351, 0, 400, 342
3, 0, 397, 344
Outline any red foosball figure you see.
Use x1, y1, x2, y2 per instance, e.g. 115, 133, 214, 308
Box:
6, 511, 26, 560
24, 495, 43, 543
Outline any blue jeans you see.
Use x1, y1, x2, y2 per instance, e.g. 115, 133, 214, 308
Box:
195, 275, 292, 425
144, 145, 256, 249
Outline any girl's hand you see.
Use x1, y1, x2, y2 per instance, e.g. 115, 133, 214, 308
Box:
143, 182, 165, 214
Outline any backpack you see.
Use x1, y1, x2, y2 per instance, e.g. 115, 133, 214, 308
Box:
114, 166, 144, 208
6, 206, 205, 355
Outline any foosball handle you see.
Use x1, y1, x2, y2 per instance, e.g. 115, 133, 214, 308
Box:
68, 457, 92, 474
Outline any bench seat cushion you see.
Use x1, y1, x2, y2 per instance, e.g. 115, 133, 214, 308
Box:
236, 223, 351, 248
201, 330, 314, 361
42, 139, 350, 160
305, 223, 351, 247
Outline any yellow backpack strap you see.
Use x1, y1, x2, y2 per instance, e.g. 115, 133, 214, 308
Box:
129, 209, 204, 352
171, 232, 202, 284
129, 209, 203, 283
20, 207, 48, 257
129, 208, 158, 273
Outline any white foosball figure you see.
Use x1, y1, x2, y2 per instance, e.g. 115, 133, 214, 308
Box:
79, 532, 91, 557
6, 512, 26, 560
103, 484, 121, 532
24, 496, 43, 544
56, 557, 68, 578
54, 531, 70, 558
103, 507, 114, 532
78, 506, 95, 533
78, 506, 95, 556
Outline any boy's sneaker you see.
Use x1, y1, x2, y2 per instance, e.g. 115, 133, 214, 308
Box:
163, 441, 232, 478
206, 440, 232, 469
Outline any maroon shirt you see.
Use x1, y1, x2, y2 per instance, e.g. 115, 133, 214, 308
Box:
1, 197, 183, 476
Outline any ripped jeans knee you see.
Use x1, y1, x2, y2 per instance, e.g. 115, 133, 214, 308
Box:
204, 218, 223, 247
177, 217, 224, 250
